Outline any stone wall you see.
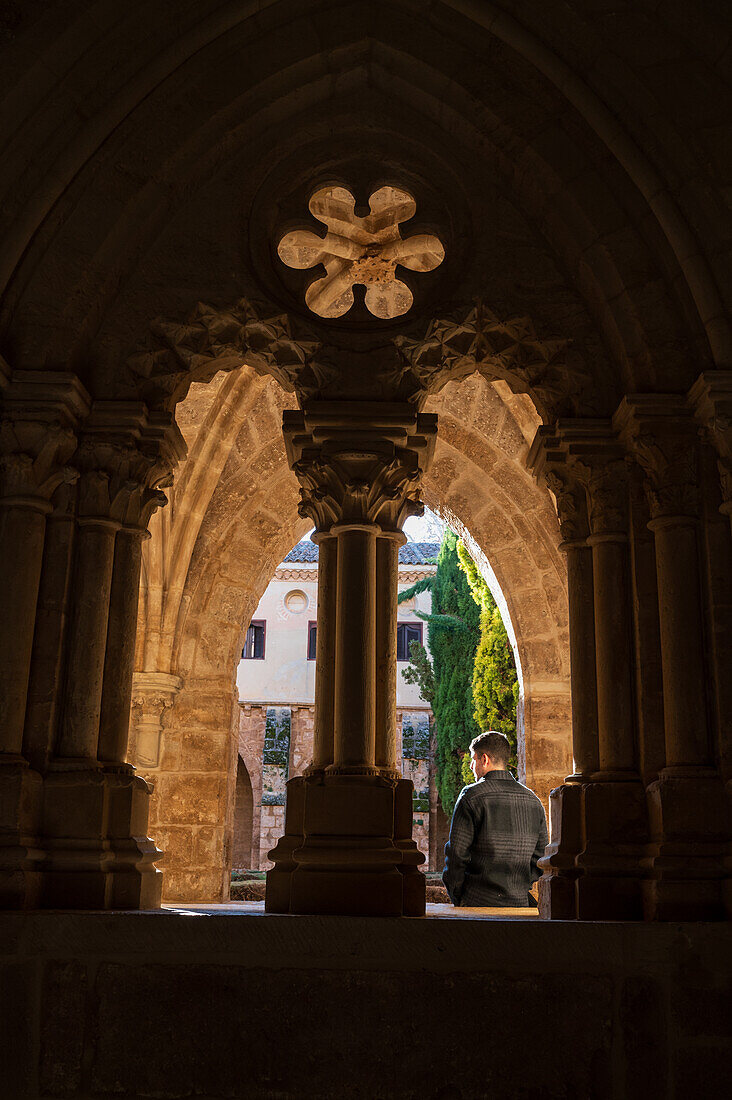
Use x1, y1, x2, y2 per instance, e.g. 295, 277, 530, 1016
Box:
138, 678, 238, 903
6, 912, 729, 1099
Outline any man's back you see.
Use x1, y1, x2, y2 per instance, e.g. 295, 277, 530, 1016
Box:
442, 770, 548, 907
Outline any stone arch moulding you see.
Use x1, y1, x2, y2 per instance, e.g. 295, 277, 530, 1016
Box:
131, 362, 571, 902
128, 295, 593, 424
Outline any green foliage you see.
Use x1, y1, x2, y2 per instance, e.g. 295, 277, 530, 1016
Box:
418, 531, 481, 815
397, 575, 434, 604
399, 532, 520, 815
456, 540, 519, 767
400, 640, 436, 706
461, 752, 476, 788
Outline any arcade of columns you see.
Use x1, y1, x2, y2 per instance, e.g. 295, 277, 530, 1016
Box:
1, 340, 730, 918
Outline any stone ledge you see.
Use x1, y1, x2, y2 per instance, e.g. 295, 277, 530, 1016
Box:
2, 904, 727, 976
2, 907, 730, 1100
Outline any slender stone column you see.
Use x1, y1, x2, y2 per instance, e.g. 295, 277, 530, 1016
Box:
57, 503, 119, 763
689, 374, 732, 917
374, 532, 404, 776
98, 525, 147, 765
23, 486, 77, 772
310, 532, 337, 772
0, 497, 51, 754
564, 542, 599, 777
41, 405, 180, 910
0, 419, 78, 757
0, 380, 83, 909
331, 524, 378, 771
618, 395, 728, 919
528, 431, 599, 919
267, 403, 436, 916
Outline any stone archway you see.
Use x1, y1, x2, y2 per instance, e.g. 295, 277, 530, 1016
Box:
130, 365, 572, 902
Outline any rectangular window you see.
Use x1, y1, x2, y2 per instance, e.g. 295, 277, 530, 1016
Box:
396, 621, 423, 661
307, 621, 317, 660
242, 620, 266, 659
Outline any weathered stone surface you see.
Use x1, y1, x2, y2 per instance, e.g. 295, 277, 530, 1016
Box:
40, 961, 87, 1096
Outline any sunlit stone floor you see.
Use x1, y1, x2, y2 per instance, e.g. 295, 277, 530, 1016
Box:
165, 900, 541, 919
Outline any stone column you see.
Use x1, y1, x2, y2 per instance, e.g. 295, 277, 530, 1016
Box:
267, 403, 436, 916
41, 404, 181, 910
571, 453, 648, 918
375, 532, 404, 776
528, 430, 599, 919
689, 374, 732, 918
22, 485, 77, 772
129, 671, 182, 769
310, 532, 337, 772
0, 371, 86, 908
99, 525, 149, 766
332, 523, 378, 771
56, 486, 120, 763
619, 395, 728, 919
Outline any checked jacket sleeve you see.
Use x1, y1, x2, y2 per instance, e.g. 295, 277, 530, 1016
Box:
441, 789, 476, 905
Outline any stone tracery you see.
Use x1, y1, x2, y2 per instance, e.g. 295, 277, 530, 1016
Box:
277, 185, 444, 319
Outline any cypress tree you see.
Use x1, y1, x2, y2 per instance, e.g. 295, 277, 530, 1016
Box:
456, 540, 519, 767
399, 530, 480, 815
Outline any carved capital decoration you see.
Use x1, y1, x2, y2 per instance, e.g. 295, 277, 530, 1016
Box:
526, 425, 590, 543
573, 459, 629, 537
128, 299, 328, 406
688, 372, 732, 513
631, 432, 699, 521
284, 404, 437, 534
614, 395, 700, 522
0, 370, 90, 507
77, 403, 186, 529
129, 672, 182, 769
0, 420, 78, 506
544, 470, 589, 544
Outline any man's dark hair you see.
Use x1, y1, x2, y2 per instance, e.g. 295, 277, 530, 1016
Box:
470, 730, 511, 768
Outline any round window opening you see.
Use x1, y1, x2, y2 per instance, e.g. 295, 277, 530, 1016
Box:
284, 589, 309, 614
277, 185, 445, 320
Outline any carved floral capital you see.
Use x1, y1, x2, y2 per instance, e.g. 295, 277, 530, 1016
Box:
284, 406, 437, 533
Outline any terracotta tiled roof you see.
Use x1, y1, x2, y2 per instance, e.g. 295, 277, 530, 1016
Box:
282, 540, 440, 565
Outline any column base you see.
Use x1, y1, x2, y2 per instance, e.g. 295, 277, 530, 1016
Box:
642, 770, 728, 921
0, 756, 43, 908
39, 766, 162, 909
537, 782, 584, 920
266, 773, 425, 916
574, 778, 648, 920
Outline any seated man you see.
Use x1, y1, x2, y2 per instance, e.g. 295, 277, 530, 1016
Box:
442, 730, 548, 908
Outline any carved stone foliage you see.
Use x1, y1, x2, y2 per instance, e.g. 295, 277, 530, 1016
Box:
393, 303, 590, 418
77, 404, 186, 529
284, 407, 437, 533
0, 372, 90, 505
631, 432, 699, 520
574, 459, 629, 537
688, 372, 732, 512
0, 419, 78, 504
544, 470, 589, 543
128, 299, 329, 407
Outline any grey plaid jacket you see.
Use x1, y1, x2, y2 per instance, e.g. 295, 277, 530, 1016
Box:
442, 770, 548, 907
